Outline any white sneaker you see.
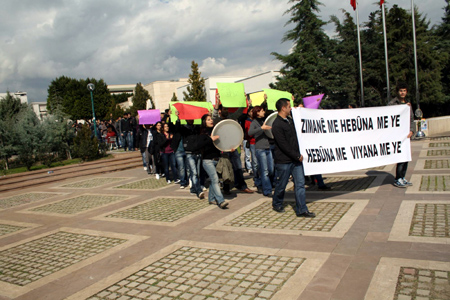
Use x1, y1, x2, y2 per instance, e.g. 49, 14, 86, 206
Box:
167, 180, 171, 184
156, 174, 160, 180
144, 167, 147, 171
174, 179, 181, 184
202, 186, 207, 191
198, 192, 205, 199
402, 178, 413, 186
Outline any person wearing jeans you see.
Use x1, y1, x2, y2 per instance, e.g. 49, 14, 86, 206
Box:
198, 114, 228, 209
271, 98, 315, 218
248, 106, 274, 196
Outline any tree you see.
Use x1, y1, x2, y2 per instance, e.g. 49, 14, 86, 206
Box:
15, 107, 42, 170
271, 0, 331, 103
326, 11, 359, 108
171, 92, 178, 102
0, 92, 28, 170
183, 61, 207, 102
47, 76, 112, 121
434, 0, 450, 115
130, 83, 152, 116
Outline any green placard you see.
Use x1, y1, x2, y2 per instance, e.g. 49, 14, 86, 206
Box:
169, 101, 213, 125
216, 83, 246, 108
263, 89, 293, 110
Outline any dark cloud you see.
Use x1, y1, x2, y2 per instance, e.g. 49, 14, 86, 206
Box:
0, 0, 444, 102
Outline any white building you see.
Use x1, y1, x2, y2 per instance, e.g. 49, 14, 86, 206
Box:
31, 102, 48, 121
176, 71, 280, 105
0, 91, 28, 104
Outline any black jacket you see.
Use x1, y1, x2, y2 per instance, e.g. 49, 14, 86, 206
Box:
272, 115, 301, 164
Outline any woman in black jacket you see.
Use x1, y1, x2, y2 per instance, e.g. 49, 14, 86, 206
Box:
198, 114, 229, 209
150, 122, 164, 179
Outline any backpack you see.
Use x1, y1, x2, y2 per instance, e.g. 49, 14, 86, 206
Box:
183, 135, 200, 152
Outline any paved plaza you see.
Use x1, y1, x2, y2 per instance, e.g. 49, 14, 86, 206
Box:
0, 136, 449, 300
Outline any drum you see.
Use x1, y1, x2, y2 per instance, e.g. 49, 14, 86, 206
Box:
211, 119, 244, 151
263, 112, 278, 139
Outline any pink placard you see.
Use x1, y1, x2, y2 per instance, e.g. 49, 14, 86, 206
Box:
138, 109, 161, 125
302, 94, 324, 109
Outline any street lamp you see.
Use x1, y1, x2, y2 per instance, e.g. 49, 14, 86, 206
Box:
87, 83, 97, 138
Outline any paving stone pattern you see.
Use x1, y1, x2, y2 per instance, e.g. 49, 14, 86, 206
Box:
225, 201, 353, 232
430, 137, 450, 141
424, 160, 450, 169
30, 195, 127, 215
296, 176, 376, 192
0, 224, 26, 236
428, 142, 450, 147
0, 232, 126, 286
410, 204, 449, 238
61, 178, 127, 188
427, 150, 450, 156
87, 246, 305, 300
114, 178, 169, 190
106, 198, 210, 222
0, 193, 59, 210
419, 175, 450, 192
394, 267, 450, 300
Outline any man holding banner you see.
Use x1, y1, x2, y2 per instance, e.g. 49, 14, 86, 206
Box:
388, 82, 415, 188
272, 98, 315, 218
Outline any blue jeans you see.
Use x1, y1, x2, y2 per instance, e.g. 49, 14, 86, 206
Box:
161, 152, 178, 182
202, 159, 225, 205
249, 144, 261, 187
243, 141, 252, 171
186, 153, 202, 195
255, 149, 274, 195
228, 150, 247, 190
272, 162, 308, 215
121, 131, 133, 151
175, 151, 188, 186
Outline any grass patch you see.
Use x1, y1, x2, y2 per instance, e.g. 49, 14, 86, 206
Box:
1, 158, 83, 175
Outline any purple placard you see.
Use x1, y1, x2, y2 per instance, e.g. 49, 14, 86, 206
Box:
302, 94, 324, 109
138, 109, 161, 125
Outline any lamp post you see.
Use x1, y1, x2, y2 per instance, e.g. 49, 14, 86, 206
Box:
87, 83, 97, 138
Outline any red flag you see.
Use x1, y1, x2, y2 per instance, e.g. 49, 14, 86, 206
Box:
380, 0, 384, 7
350, 0, 356, 10
172, 103, 210, 120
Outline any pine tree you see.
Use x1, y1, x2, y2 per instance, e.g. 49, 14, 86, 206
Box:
271, 0, 330, 102
326, 11, 359, 108
131, 83, 153, 116
183, 61, 207, 102
385, 5, 444, 116
434, 0, 450, 115
171, 92, 178, 102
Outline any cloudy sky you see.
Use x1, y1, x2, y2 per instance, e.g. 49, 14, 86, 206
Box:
0, 0, 445, 102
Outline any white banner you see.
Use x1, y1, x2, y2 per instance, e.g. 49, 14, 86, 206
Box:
291, 105, 412, 176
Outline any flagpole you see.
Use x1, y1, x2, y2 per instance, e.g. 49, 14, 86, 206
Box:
411, 0, 420, 109
355, 1, 365, 107
381, 2, 390, 103
411, 0, 425, 137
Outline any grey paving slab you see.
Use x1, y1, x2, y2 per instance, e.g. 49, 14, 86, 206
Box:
366, 258, 450, 300
410, 203, 449, 238
24, 194, 130, 216
113, 178, 172, 190
428, 142, 450, 147
0, 192, 64, 210
406, 175, 450, 194
390, 201, 450, 244
0, 228, 147, 299
206, 199, 368, 238
67, 241, 329, 300
394, 267, 450, 299
57, 177, 130, 189
0, 231, 126, 287
104, 197, 211, 223
0, 224, 26, 237
414, 159, 450, 170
